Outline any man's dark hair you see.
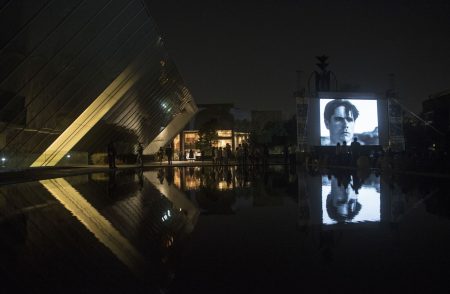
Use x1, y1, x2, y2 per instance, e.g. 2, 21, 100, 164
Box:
326, 194, 362, 223
324, 99, 359, 123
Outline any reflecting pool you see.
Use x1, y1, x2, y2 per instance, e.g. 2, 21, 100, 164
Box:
1, 166, 450, 293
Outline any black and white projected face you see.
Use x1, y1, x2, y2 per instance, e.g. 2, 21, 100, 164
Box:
322, 175, 380, 225
320, 99, 379, 146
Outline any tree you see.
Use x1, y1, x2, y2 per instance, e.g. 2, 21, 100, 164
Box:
196, 118, 219, 155
250, 121, 286, 147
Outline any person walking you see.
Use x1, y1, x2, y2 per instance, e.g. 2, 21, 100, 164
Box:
158, 147, 164, 165
136, 142, 143, 167
165, 145, 173, 165
107, 141, 117, 169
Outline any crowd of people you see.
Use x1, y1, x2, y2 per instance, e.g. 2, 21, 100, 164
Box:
154, 142, 294, 166
305, 142, 450, 175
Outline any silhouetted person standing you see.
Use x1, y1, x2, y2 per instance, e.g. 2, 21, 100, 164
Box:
165, 145, 173, 165
158, 147, 164, 164
350, 137, 361, 166
341, 141, 350, 165
335, 142, 341, 165
107, 141, 116, 169
243, 143, 249, 166
136, 142, 143, 167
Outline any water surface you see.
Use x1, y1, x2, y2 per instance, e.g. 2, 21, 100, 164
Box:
1, 166, 449, 293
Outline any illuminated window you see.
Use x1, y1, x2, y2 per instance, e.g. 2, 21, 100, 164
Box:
217, 130, 232, 137
217, 139, 232, 148
173, 134, 181, 152
184, 131, 199, 149
234, 132, 249, 147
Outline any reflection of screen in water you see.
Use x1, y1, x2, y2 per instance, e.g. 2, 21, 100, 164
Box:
320, 98, 379, 145
322, 175, 380, 225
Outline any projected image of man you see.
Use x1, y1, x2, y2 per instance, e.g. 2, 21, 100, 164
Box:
326, 176, 362, 223
324, 99, 359, 145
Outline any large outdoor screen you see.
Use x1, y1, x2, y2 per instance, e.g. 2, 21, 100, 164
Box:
320, 99, 379, 146
322, 174, 380, 225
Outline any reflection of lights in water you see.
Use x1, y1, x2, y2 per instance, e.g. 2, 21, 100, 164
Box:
161, 209, 171, 222
164, 236, 174, 248
173, 169, 181, 189
185, 176, 200, 190
217, 181, 233, 190
183, 167, 203, 190
40, 178, 144, 276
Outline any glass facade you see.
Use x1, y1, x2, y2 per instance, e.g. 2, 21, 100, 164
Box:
0, 0, 197, 168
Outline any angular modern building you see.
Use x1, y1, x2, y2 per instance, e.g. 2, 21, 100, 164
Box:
0, 0, 197, 168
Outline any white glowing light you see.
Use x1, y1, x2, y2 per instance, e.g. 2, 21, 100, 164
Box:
1, 157, 5, 162
66, 154, 71, 158
162, 209, 172, 222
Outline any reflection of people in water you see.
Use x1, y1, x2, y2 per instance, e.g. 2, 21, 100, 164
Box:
226, 167, 232, 188
157, 168, 165, 184
326, 176, 362, 223
108, 170, 117, 197
351, 171, 362, 194
137, 168, 144, 190
165, 167, 174, 185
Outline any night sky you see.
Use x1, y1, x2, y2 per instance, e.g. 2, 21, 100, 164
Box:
147, 0, 450, 116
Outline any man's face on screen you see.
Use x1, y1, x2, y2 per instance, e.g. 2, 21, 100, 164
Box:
327, 106, 355, 145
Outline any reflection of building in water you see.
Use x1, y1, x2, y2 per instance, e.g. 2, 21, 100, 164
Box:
173, 166, 237, 191
143, 170, 199, 233
184, 167, 202, 190
1, 171, 194, 290
40, 177, 144, 275
159, 166, 288, 215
